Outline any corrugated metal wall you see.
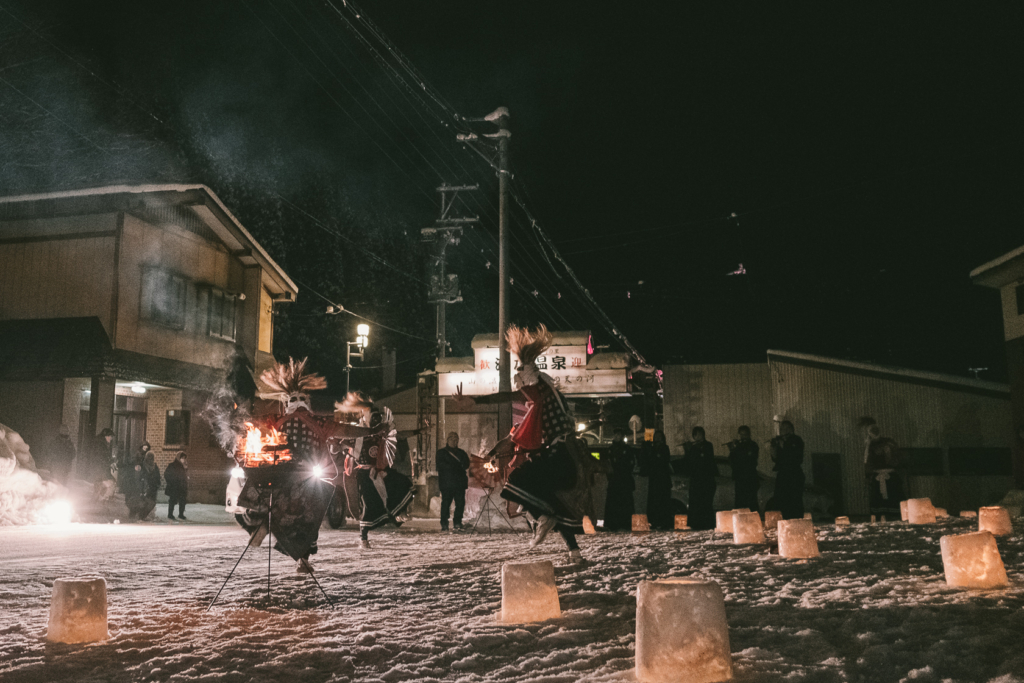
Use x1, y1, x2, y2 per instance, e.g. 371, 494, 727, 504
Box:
663, 364, 774, 470
768, 357, 1012, 514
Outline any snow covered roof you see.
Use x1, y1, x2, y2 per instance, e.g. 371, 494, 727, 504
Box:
970, 244, 1024, 288
0, 184, 297, 297
471, 330, 590, 349
767, 349, 1009, 397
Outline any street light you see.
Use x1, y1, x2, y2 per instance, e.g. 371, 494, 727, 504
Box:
346, 324, 369, 394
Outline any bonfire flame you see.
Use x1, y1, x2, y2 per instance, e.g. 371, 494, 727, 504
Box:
237, 422, 291, 467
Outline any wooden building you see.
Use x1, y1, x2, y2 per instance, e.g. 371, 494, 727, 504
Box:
664, 351, 1013, 515
0, 185, 296, 502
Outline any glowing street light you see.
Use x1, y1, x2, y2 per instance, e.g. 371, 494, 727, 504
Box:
346, 324, 370, 393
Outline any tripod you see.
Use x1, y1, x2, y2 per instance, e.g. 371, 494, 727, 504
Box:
207, 486, 335, 610
470, 485, 525, 534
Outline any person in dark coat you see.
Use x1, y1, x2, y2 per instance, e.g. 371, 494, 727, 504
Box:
164, 452, 189, 520
436, 431, 471, 531
682, 426, 718, 530
121, 441, 151, 520
90, 428, 117, 499
727, 425, 760, 513
136, 451, 161, 520
861, 419, 903, 513
49, 425, 76, 486
644, 430, 675, 530
769, 420, 805, 519
602, 431, 635, 531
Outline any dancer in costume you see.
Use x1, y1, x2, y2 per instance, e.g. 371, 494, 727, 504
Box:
454, 324, 597, 564
335, 392, 414, 549
234, 359, 386, 572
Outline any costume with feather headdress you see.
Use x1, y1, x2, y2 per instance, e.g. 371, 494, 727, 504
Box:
493, 325, 594, 557
234, 359, 387, 570
335, 391, 412, 546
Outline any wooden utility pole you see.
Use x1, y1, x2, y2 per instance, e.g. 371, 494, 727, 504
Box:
423, 184, 477, 474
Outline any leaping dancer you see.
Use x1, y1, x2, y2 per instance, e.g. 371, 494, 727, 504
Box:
453, 324, 599, 564
335, 391, 414, 549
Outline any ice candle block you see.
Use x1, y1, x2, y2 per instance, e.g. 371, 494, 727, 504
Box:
582, 516, 596, 534
500, 561, 560, 623
834, 516, 850, 526
940, 531, 1009, 589
633, 514, 651, 532
47, 577, 107, 643
635, 578, 733, 683
763, 510, 783, 531
733, 511, 765, 544
675, 515, 688, 530
907, 498, 936, 525
979, 506, 1012, 536
778, 519, 819, 558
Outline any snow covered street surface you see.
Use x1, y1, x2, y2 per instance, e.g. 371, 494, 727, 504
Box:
2, 515, 1022, 682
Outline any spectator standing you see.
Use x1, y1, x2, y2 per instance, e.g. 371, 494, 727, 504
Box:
644, 430, 674, 530
770, 420, 805, 519
602, 430, 635, 531
164, 452, 189, 521
436, 432, 470, 531
137, 451, 162, 520
681, 426, 718, 530
727, 426, 760, 512
49, 425, 76, 486
860, 418, 903, 512
91, 428, 117, 500
122, 451, 146, 521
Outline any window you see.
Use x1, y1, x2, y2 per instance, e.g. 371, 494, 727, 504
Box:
164, 409, 191, 446
899, 448, 944, 476
141, 268, 187, 329
207, 288, 238, 341
948, 447, 1012, 476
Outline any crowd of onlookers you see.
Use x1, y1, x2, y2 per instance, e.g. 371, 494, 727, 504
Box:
35, 426, 190, 522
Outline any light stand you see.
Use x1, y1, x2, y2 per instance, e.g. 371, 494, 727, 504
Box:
345, 324, 370, 394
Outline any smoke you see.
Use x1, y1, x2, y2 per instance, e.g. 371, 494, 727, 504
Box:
201, 346, 257, 458
0, 423, 64, 526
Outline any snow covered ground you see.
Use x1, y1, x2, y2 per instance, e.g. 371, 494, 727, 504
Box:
1, 513, 1022, 683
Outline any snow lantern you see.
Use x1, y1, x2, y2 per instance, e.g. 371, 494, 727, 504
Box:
778, 519, 819, 559
835, 516, 850, 526
907, 498, 936, 525
803, 512, 813, 521
763, 510, 783, 531
633, 514, 651, 532
900, 500, 909, 521
47, 577, 107, 644
500, 561, 560, 623
733, 511, 765, 544
960, 510, 977, 519
979, 506, 1012, 536
635, 578, 733, 683
583, 516, 596, 535
935, 507, 949, 519
940, 531, 1009, 589
715, 511, 734, 534
674, 515, 688, 530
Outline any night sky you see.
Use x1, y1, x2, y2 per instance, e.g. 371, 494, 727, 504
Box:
1, 1, 1021, 387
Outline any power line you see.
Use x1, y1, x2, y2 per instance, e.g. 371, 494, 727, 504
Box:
291, 277, 435, 344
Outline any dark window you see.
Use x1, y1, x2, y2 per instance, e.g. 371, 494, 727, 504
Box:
164, 409, 191, 446
1017, 284, 1024, 316
141, 268, 187, 329
899, 448, 945, 476
948, 447, 1013, 476
207, 288, 238, 341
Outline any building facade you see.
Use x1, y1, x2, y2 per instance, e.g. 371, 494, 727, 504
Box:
0, 185, 296, 502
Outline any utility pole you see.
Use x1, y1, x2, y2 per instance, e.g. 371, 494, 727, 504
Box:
423, 184, 477, 475
459, 107, 511, 436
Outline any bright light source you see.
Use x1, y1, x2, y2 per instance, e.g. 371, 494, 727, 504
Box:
231, 467, 245, 479
42, 500, 73, 525
357, 323, 369, 336
312, 465, 324, 478
131, 383, 147, 394
577, 423, 586, 432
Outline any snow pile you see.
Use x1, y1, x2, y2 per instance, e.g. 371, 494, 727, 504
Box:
0, 516, 1021, 682
0, 423, 64, 526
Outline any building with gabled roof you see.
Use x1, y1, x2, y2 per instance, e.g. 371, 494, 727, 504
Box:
0, 184, 297, 502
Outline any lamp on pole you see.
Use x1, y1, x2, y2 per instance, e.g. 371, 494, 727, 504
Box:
346, 323, 369, 394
